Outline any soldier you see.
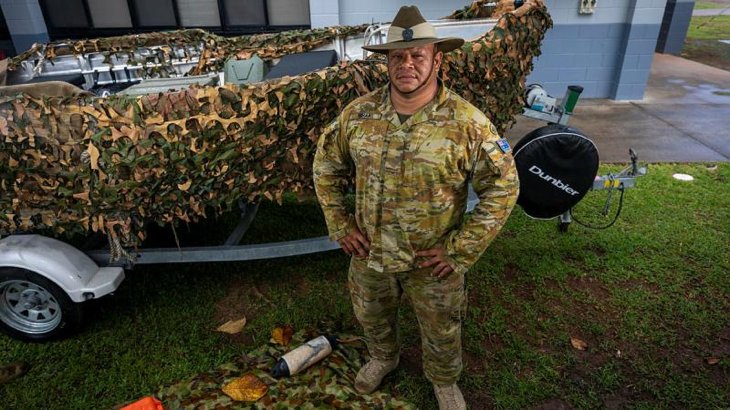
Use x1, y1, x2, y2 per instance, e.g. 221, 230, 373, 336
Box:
313, 5, 519, 410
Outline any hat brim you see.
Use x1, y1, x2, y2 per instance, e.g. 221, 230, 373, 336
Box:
362, 37, 465, 54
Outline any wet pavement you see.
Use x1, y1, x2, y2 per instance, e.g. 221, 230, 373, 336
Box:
505, 53, 730, 163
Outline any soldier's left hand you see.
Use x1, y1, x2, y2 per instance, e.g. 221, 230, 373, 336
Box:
416, 248, 454, 278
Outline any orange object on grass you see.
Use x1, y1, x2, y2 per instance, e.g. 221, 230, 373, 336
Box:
121, 396, 164, 410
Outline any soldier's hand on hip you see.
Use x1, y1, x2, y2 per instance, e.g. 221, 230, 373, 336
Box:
338, 227, 370, 258
417, 248, 454, 278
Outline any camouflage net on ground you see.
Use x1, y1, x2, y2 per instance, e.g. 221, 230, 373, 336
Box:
0, 0, 552, 248
154, 329, 415, 409
8, 25, 370, 78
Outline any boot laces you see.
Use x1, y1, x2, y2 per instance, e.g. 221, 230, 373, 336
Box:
362, 359, 394, 378
436, 384, 459, 408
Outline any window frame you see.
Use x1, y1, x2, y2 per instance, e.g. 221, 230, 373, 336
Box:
39, 0, 310, 40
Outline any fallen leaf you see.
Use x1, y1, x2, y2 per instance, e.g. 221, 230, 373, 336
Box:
272, 325, 293, 346
570, 337, 588, 351
705, 357, 721, 365
221, 374, 268, 402
216, 317, 247, 334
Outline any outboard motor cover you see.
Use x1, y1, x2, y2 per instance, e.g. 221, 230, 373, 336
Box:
513, 124, 599, 219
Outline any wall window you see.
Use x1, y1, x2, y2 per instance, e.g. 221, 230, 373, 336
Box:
132, 0, 177, 27
178, 0, 221, 27
224, 0, 267, 26
87, 0, 132, 28
267, 0, 310, 26
39, 0, 311, 40
41, 0, 88, 28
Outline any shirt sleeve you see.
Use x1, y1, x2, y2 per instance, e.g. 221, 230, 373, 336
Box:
443, 122, 520, 275
313, 114, 357, 241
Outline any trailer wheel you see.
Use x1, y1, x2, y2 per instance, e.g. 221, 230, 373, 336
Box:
0, 268, 83, 342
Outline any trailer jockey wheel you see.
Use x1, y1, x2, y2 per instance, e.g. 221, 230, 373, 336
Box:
513, 124, 599, 221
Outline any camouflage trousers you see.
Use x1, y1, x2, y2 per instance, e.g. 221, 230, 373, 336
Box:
348, 256, 467, 385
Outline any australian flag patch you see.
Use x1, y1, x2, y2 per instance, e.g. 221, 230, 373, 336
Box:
497, 138, 511, 154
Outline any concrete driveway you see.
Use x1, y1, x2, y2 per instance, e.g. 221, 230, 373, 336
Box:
505, 53, 730, 162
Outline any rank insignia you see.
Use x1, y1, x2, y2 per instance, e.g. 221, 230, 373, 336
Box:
358, 112, 371, 119
497, 138, 511, 153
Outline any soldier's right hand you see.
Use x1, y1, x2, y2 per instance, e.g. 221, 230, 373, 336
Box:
338, 228, 370, 258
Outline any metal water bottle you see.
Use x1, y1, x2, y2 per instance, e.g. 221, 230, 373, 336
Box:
270, 335, 338, 378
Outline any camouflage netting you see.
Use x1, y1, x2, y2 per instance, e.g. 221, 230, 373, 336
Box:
444, 0, 500, 19
0, 0, 552, 250
154, 328, 415, 409
8, 25, 371, 78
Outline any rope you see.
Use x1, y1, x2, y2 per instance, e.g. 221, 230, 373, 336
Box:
107, 232, 136, 263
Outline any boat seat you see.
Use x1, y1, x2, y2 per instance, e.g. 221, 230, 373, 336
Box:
264, 50, 338, 80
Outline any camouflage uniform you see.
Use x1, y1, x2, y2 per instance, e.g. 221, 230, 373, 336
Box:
313, 83, 519, 384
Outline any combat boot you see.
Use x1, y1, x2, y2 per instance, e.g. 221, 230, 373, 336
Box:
354, 357, 399, 394
433, 383, 466, 410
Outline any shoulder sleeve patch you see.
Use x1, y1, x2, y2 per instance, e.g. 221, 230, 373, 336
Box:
497, 138, 511, 154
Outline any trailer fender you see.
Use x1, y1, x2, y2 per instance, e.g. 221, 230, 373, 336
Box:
0, 234, 124, 302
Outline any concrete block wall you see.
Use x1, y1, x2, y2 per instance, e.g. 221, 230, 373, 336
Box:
0, 0, 48, 55
310, 0, 463, 27
612, 0, 667, 99
656, 0, 695, 55
529, 0, 666, 100
0, 0, 671, 99
310, 0, 668, 100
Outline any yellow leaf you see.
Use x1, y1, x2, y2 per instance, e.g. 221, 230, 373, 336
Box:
216, 317, 247, 334
177, 180, 192, 191
705, 357, 721, 365
570, 337, 587, 351
221, 374, 268, 402
86, 142, 100, 170
271, 325, 293, 346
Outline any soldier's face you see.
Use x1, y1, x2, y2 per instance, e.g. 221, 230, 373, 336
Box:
388, 45, 442, 94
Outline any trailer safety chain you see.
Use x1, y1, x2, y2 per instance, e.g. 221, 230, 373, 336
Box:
107, 233, 136, 263
570, 181, 626, 230
601, 173, 617, 216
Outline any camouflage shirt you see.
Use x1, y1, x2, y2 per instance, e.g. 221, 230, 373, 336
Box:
313, 83, 519, 274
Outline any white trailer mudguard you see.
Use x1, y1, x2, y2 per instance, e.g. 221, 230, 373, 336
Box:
0, 234, 124, 302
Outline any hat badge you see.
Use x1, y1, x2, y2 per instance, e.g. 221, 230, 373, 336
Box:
402, 28, 414, 41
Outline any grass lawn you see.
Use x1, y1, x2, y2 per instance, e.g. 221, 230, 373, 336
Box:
0, 163, 728, 409
682, 14, 730, 71
686, 15, 730, 40
694, 2, 728, 9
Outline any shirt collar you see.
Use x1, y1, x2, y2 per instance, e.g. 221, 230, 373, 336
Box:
377, 81, 450, 127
